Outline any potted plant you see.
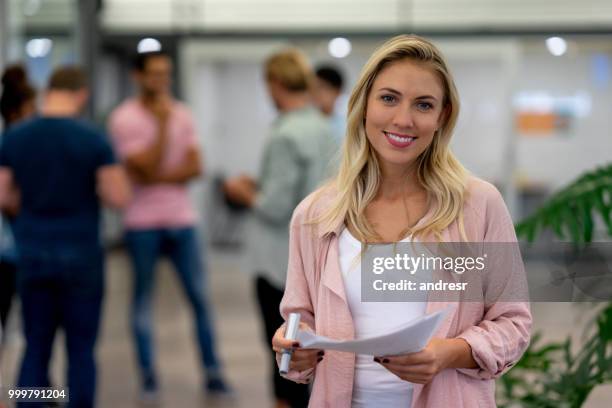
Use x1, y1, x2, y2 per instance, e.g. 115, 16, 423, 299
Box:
499, 164, 612, 407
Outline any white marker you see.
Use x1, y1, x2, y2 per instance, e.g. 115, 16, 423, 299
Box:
279, 313, 301, 375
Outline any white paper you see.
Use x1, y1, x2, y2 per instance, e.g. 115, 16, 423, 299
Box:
296, 308, 451, 356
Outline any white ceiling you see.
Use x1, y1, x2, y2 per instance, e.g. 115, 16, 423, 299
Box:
10, 0, 612, 33
100, 0, 612, 32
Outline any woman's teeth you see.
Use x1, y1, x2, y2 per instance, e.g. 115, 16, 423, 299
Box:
386, 132, 415, 143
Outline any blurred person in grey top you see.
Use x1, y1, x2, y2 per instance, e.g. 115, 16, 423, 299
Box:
224, 48, 335, 408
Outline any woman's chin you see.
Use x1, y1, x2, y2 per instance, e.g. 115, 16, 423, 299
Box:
377, 151, 421, 169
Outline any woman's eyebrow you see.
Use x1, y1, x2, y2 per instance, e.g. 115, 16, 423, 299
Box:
415, 95, 439, 101
377, 87, 402, 95
377, 87, 439, 102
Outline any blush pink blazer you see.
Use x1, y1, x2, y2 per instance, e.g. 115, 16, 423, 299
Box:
280, 177, 532, 408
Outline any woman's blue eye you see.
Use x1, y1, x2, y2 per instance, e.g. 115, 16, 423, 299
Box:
417, 102, 433, 111
380, 94, 396, 103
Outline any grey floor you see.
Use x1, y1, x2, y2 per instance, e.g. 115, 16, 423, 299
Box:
1, 247, 611, 407
1, 248, 273, 408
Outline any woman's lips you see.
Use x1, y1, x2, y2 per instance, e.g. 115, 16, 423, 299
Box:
384, 131, 417, 148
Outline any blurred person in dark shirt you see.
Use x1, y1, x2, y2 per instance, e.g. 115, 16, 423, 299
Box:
0, 66, 131, 408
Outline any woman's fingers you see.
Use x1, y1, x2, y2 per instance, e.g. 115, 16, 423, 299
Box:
271, 325, 300, 352
271, 321, 325, 371
374, 358, 437, 384
290, 349, 325, 371
271, 321, 314, 352
376, 352, 433, 366
272, 339, 300, 353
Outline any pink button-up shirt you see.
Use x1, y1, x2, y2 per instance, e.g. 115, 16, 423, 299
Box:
280, 176, 532, 407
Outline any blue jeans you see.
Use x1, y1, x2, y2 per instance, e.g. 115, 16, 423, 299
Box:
16, 244, 103, 408
125, 227, 220, 387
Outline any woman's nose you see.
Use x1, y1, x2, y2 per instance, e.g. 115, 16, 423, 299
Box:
392, 106, 415, 129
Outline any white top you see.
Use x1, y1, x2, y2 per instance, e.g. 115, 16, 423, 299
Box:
339, 228, 428, 408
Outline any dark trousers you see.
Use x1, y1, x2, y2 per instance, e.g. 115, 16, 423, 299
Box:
0, 260, 17, 330
16, 244, 104, 408
255, 276, 310, 408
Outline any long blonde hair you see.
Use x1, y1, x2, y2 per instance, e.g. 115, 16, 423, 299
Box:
314, 35, 468, 242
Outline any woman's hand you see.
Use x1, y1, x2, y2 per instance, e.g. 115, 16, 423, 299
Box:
374, 338, 476, 384
272, 322, 324, 372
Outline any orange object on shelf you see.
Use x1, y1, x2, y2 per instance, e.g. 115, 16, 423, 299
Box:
516, 112, 556, 135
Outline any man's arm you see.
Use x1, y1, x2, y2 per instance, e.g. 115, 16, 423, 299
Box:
123, 100, 170, 182
0, 167, 20, 216
223, 137, 301, 221
96, 164, 132, 209
154, 146, 202, 184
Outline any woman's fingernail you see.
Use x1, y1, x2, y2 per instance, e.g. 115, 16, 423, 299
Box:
292, 342, 300, 348
317, 351, 325, 356
382, 358, 389, 363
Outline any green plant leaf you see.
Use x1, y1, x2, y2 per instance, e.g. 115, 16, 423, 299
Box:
579, 198, 593, 243
562, 206, 582, 245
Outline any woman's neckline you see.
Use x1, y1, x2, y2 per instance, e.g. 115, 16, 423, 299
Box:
341, 226, 416, 248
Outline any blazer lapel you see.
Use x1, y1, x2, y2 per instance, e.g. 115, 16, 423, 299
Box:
321, 234, 349, 304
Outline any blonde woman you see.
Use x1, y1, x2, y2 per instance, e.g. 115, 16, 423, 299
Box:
271, 35, 531, 407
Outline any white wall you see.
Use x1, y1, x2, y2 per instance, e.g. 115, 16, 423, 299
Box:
515, 46, 612, 190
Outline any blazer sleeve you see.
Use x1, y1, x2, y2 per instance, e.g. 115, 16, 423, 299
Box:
277, 201, 318, 383
456, 186, 532, 380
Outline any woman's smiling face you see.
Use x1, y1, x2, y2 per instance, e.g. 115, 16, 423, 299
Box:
365, 58, 446, 173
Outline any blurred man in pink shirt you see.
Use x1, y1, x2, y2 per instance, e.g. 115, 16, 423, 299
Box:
108, 51, 230, 401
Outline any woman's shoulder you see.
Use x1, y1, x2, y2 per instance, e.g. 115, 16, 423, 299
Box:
462, 176, 515, 238
464, 176, 506, 213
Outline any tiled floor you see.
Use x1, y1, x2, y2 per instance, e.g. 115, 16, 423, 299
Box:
1, 247, 611, 407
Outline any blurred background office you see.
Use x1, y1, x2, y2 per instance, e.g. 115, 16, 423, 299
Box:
0, 0, 611, 407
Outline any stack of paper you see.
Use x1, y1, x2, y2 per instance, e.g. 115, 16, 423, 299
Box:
296, 308, 450, 356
